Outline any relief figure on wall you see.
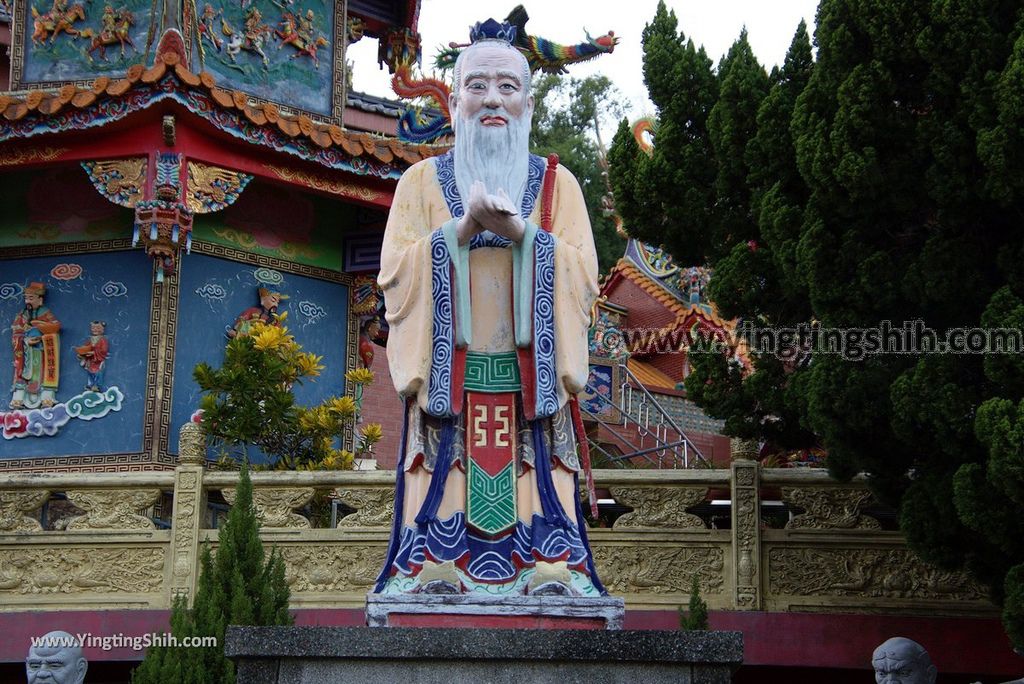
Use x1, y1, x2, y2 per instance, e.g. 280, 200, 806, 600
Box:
75, 320, 109, 392
10, 282, 61, 409
228, 286, 288, 338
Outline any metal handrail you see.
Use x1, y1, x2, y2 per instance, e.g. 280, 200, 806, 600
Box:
579, 362, 710, 468
618, 363, 706, 457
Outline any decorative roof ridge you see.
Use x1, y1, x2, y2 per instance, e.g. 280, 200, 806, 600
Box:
0, 49, 450, 168
611, 259, 736, 333
346, 90, 407, 118
604, 257, 752, 368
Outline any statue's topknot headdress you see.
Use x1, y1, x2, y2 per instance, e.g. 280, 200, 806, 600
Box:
469, 18, 517, 45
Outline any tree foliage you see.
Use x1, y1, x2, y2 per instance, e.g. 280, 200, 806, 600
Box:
610, 0, 1024, 647
194, 316, 380, 469
530, 73, 627, 273
680, 575, 710, 631
132, 464, 292, 683
609, 2, 718, 267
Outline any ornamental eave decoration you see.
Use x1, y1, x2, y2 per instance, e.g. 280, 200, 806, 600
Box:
0, 51, 447, 179
599, 256, 752, 369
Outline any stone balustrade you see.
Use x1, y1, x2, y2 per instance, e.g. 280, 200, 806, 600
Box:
0, 431, 993, 617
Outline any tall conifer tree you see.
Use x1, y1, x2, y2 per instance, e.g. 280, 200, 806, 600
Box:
133, 464, 292, 683
611, 0, 1024, 646
609, 1, 718, 265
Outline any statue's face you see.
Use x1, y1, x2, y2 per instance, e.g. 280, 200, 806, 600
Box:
452, 44, 532, 126
89, 322, 105, 336
872, 641, 936, 684
25, 647, 86, 684
24, 291, 42, 309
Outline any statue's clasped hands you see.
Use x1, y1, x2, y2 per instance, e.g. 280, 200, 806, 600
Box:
457, 180, 525, 245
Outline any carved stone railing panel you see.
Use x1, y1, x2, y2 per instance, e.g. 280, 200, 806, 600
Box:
169, 465, 204, 601
732, 460, 761, 610
783, 487, 881, 530
64, 489, 161, 530
222, 487, 316, 529
0, 547, 165, 595
0, 456, 1001, 615
278, 544, 387, 594
333, 488, 394, 528
591, 543, 726, 597
767, 547, 987, 603
610, 486, 708, 529
0, 490, 49, 532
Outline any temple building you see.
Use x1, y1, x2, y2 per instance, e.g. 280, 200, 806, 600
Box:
585, 238, 743, 467
0, 0, 425, 472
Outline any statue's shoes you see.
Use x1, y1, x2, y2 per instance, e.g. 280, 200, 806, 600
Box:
528, 581, 572, 597
420, 579, 461, 595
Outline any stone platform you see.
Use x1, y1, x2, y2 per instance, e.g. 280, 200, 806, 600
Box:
225, 626, 743, 683
366, 593, 626, 629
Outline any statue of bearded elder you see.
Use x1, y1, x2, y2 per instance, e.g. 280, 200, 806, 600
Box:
374, 19, 605, 597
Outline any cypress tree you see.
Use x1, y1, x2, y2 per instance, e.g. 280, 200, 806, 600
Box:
609, 0, 719, 266
706, 29, 768, 257
680, 575, 709, 631
686, 22, 818, 452
610, 0, 1024, 648
133, 464, 293, 683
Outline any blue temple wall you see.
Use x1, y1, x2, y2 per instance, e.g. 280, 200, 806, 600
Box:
169, 253, 350, 457
0, 169, 360, 468
0, 251, 153, 459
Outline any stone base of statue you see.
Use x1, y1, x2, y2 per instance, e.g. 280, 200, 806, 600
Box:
225, 625, 743, 684
366, 592, 626, 629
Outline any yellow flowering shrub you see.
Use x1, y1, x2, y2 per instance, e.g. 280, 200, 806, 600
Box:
194, 312, 383, 470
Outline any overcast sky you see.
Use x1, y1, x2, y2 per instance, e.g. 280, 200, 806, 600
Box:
347, 0, 819, 127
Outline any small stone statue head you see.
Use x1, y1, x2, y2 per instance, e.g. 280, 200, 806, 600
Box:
872, 637, 937, 684
25, 631, 87, 684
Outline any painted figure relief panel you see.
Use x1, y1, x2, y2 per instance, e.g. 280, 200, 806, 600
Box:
579, 359, 620, 420
188, 0, 347, 120
0, 168, 131, 248
10, 0, 153, 88
191, 180, 352, 271
0, 252, 152, 458
169, 252, 350, 454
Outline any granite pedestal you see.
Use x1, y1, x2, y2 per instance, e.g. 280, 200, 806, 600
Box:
226, 626, 744, 683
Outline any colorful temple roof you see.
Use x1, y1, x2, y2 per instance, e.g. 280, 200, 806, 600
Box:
0, 47, 444, 179
625, 358, 677, 392
600, 239, 749, 364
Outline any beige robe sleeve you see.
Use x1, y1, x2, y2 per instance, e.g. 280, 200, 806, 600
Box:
549, 164, 600, 402
379, 160, 451, 407
380, 158, 598, 411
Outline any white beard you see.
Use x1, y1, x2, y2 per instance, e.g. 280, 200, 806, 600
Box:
453, 107, 532, 216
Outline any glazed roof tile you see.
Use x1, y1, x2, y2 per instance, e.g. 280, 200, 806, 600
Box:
0, 50, 445, 176
626, 358, 679, 391
605, 259, 734, 331
346, 91, 405, 118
